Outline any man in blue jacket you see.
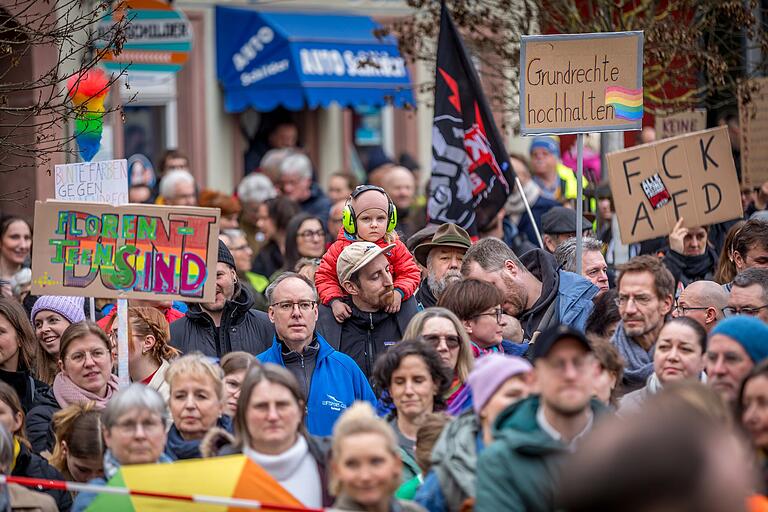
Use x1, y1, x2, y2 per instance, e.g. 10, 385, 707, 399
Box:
257, 272, 375, 436
462, 237, 598, 341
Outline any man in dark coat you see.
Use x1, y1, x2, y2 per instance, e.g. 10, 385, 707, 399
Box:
170, 240, 274, 358
413, 223, 471, 309
317, 242, 418, 378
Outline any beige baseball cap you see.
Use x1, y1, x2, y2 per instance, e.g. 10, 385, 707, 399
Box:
337, 242, 396, 284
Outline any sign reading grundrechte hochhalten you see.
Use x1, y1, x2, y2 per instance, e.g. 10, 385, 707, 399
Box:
520, 31, 644, 135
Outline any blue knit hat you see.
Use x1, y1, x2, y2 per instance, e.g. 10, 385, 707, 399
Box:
529, 136, 560, 158
31, 296, 85, 325
710, 316, 768, 363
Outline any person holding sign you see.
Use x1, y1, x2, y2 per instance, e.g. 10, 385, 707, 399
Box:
662, 218, 718, 292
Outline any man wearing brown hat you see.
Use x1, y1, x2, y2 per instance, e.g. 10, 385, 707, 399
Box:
413, 223, 472, 309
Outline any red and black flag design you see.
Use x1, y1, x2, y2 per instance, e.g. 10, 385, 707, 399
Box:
427, 2, 516, 235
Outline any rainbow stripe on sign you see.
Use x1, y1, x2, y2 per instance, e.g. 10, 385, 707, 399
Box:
605, 86, 643, 121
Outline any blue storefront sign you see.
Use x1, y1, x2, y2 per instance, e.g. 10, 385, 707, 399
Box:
215, 6, 415, 112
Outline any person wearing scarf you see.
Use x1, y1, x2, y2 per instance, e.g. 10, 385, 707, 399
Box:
27, 322, 118, 455
163, 353, 232, 460
73, 384, 172, 512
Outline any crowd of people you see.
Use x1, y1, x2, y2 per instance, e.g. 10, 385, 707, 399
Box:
1, 126, 768, 511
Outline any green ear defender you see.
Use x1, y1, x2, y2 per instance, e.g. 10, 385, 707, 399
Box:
342, 185, 397, 236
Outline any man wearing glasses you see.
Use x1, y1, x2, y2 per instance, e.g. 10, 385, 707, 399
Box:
611, 256, 675, 393
671, 280, 728, 333
317, 242, 419, 378
726, 268, 768, 324
258, 272, 375, 436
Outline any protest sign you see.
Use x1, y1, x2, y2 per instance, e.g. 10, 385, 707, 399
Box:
655, 109, 707, 140
31, 201, 220, 302
740, 77, 768, 187
519, 31, 644, 135
606, 126, 741, 244
54, 159, 128, 205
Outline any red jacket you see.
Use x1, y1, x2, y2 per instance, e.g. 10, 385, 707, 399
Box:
316, 229, 421, 305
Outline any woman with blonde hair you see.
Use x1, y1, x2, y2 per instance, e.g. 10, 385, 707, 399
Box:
50, 402, 104, 483
403, 308, 474, 414
331, 402, 425, 512
164, 353, 230, 460
127, 306, 181, 402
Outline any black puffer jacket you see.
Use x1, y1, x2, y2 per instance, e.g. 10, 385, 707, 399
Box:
0, 360, 48, 413
316, 297, 418, 378
25, 387, 60, 456
12, 441, 72, 511
170, 285, 275, 358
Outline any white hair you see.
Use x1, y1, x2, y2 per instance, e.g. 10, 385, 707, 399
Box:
101, 384, 169, 429
259, 148, 294, 175
279, 153, 313, 180
237, 173, 277, 204
159, 169, 195, 199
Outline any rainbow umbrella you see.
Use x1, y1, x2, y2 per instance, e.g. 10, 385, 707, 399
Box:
85, 454, 308, 511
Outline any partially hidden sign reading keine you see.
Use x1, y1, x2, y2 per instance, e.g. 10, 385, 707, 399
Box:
520, 31, 644, 135
606, 126, 742, 244
31, 201, 220, 302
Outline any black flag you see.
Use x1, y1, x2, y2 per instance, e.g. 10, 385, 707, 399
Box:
427, 3, 516, 235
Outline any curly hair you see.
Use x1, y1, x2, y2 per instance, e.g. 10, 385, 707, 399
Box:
128, 306, 181, 363
372, 339, 453, 416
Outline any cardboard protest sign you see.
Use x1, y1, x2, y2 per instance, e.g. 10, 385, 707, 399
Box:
31, 201, 220, 302
606, 126, 741, 244
519, 31, 644, 135
54, 160, 128, 205
739, 77, 768, 187
655, 109, 707, 140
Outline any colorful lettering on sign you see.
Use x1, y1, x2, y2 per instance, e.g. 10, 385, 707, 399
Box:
48, 210, 217, 298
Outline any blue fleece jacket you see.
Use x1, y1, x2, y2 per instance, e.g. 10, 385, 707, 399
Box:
258, 334, 376, 436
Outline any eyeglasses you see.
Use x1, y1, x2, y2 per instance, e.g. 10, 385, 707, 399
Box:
422, 334, 461, 349
472, 307, 503, 323
723, 304, 768, 317
113, 418, 165, 435
229, 244, 250, 252
67, 348, 109, 365
271, 300, 317, 312
298, 230, 325, 239
615, 294, 654, 307
673, 302, 709, 316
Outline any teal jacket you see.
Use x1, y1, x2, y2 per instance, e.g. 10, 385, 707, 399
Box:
474, 396, 606, 512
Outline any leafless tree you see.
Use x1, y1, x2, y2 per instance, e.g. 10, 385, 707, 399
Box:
0, 0, 130, 207
389, 0, 768, 130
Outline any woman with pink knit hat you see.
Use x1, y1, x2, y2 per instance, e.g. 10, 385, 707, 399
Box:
31, 296, 85, 385
413, 354, 533, 512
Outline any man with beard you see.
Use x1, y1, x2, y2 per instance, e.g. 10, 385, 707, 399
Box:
170, 240, 275, 358
317, 242, 419, 378
475, 325, 605, 512
461, 238, 598, 340
413, 223, 472, 308
611, 255, 675, 392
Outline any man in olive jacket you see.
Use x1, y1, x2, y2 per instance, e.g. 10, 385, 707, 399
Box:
475, 325, 607, 512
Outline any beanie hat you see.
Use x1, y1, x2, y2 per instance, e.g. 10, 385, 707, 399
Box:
31, 296, 86, 324
467, 353, 532, 414
218, 239, 236, 270
353, 189, 390, 217
710, 316, 768, 363
529, 136, 560, 158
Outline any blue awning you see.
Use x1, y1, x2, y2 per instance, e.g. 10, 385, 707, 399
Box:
215, 6, 415, 112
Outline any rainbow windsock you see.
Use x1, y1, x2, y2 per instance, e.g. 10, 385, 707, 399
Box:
605, 86, 643, 121
66, 68, 109, 162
